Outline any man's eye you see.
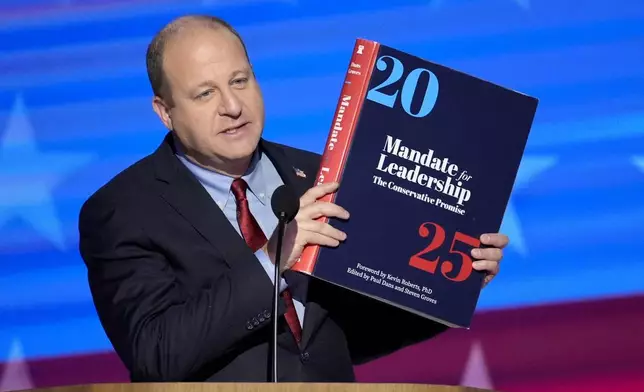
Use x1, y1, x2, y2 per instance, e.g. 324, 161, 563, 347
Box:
197, 90, 213, 99
233, 78, 248, 85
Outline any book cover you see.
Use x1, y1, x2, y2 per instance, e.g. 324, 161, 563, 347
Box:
292, 38, 538, 328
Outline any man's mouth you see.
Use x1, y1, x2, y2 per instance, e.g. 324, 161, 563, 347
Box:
222, 122, 250, 135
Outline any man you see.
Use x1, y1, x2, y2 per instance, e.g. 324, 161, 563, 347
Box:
78, 15, 508, 383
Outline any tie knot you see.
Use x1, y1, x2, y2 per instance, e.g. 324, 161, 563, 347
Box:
231, 178, 248, 203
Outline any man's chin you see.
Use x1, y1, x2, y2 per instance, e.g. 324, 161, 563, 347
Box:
217, 139, 260, 162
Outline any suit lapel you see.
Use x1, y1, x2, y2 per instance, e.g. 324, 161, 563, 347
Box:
151, 133, 260, 273
152, 134, 328, 350
259, 140, 329, 349
258, 140, 311, 199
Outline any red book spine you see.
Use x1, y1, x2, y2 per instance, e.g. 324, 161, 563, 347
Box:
292, 38, 380, 274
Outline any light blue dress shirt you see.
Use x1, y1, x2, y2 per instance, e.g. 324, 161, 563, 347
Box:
175, 148, 305, 327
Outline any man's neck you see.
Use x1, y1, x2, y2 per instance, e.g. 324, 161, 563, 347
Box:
195, 155, 249, 177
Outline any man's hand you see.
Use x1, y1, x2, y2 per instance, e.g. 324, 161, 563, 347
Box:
471, 233, 509, 287
266, 182, 349, 273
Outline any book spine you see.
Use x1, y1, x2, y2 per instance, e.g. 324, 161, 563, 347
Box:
292, 38, 380, 274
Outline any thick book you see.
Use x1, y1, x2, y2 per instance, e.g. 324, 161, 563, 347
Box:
291, 38, 538, 328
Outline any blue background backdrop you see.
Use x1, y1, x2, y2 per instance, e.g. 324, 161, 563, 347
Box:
0, 0, 643, 364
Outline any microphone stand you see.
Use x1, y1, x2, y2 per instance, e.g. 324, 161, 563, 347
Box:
270, 211, 286, 383
268, 184, 299, 383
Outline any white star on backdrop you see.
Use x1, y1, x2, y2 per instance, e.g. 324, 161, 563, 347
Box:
0, 338, 33, 392
460, 341, 493, 389
500, 156, 558, 257
0, 95, 95, 251
633, 156, 644, 172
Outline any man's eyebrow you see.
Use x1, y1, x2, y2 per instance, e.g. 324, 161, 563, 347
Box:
191, 80, 216, 90
189, 68, 251, 91
231, 68, 250, 78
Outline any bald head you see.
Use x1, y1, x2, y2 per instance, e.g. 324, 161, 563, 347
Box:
146, 15, 249, 100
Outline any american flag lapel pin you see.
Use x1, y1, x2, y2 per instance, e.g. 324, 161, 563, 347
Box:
293, 167, 307, 178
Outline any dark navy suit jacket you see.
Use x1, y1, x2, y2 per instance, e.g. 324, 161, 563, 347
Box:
78, 133, 447, 382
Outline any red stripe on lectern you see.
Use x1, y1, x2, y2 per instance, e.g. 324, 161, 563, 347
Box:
1, 294, 643, 391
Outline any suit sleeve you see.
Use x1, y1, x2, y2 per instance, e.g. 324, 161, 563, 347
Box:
78, 196, 285, 382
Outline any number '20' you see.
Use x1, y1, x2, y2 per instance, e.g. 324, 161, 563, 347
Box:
366, 55, 439, 118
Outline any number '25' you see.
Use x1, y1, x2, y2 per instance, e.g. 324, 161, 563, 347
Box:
409, 222, 481, 282
366, 54, 439, 118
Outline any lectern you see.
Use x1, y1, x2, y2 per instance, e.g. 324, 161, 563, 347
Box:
11, 383, 495, 392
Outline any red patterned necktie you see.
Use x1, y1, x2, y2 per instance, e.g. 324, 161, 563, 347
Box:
230, 178, 302, 344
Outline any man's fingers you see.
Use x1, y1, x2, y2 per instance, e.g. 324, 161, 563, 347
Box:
300, 220, 347, 242
300, 201, 350, 220
472, 260, 500, 275
480, 233, 509, 248
300, 182, 340, 206
471, 247, 503, 262
301, 231, 342, 248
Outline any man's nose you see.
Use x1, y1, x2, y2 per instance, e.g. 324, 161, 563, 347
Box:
217, 88, 242, 117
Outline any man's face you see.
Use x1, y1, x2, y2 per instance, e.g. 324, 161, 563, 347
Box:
155, 26, 264, 173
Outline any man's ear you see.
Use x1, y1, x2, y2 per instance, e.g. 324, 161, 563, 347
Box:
152, 96, 173, 131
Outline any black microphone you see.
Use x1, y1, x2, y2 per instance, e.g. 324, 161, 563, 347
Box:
268, 184, 299, 382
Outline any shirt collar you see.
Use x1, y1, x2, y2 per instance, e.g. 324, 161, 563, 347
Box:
175, 146, 269, 209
